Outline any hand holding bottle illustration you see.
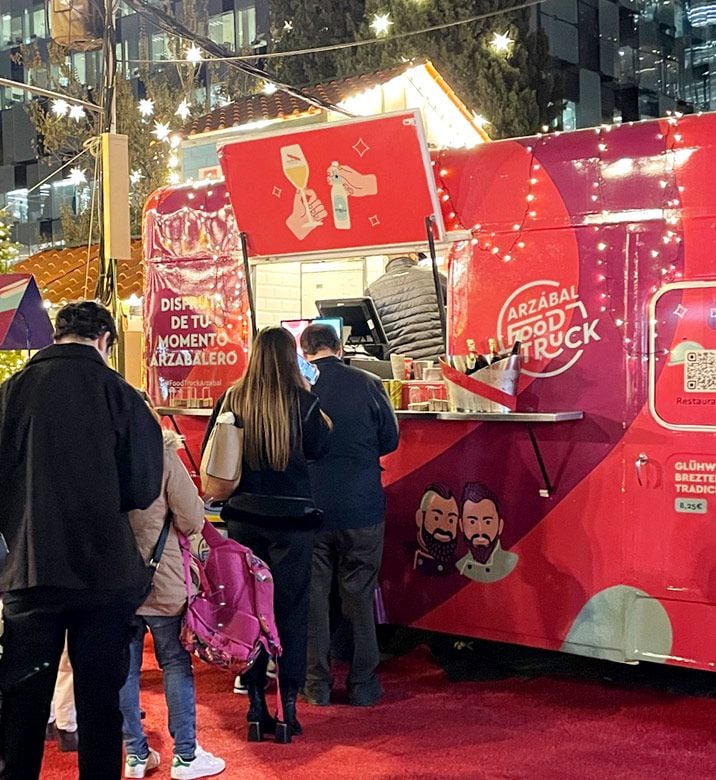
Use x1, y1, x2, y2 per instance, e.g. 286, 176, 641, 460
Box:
285, 188, 327, 240
326, 164, 378, 197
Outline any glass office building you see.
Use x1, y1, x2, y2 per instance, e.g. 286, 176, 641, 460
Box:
0, 0, 267, 254
537, 0, 715, 130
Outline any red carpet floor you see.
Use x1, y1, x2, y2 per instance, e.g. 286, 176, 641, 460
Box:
40, 645, 716, 780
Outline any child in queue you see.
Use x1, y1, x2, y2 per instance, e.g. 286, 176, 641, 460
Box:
119, 401, 225, 779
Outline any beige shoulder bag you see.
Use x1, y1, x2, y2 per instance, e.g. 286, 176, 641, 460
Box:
200, 388, 244, 501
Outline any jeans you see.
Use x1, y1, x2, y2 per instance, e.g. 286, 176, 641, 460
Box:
306, 524, 385, 690
0, 587, 140, 780
119, 615, 196, 761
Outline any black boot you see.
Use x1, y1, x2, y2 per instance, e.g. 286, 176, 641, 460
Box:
275, 687, 302, 744
245, 658, 275, 742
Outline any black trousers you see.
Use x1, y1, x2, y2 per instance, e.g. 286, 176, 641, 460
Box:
306, 523, 384, 690
0, 587, 141, 780
226, 520, 315, 692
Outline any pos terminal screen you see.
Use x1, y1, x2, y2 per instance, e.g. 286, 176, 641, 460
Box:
281, 317, 344, 355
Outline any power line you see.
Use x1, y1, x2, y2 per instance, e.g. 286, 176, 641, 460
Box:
122, 0, 544, 65
120, 0, 352, 116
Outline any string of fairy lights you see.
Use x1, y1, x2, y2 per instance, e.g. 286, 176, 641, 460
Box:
47, 5, 521, 188
431, 111, 693, 361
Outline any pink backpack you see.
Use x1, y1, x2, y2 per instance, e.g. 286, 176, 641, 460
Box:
179, 521, 282, 675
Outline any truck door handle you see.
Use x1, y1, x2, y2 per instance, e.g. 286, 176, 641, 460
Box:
635, 453, 649, 487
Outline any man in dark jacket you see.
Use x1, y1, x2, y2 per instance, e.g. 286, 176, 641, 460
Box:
365, 253, 447, 360
0, 301, 164, 780
300, 324, 399, 707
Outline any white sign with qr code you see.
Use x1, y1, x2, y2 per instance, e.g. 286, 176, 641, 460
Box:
684, 350, 716, 392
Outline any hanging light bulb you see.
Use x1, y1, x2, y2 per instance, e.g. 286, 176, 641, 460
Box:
490, 31, 514, 55
175, 100, 191, 121
67, 167, 87, 186
283, 20, 294, 32
69, 105, 86, 122
138, 98, 155, 117
262, 82, 278, 96
51, 99, 70, 117
185, 45, 203, 64
370, 13, 393, 36
152, 122, 171, 142
129, 170, 143, 185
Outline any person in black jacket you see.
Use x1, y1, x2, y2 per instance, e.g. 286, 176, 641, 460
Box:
203, 326, 331, 744
365, 253, 447, 360
0, 301, 164, 780
300, 324, 399, 707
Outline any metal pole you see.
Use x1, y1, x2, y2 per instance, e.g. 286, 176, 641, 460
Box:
425, 215, 447, 354
239, 232, 258, 339
97, 0, 124, 373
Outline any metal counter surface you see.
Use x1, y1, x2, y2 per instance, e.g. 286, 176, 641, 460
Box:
394, 411, 584, 422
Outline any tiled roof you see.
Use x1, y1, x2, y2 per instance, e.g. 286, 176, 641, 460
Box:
188, 63, 419, 136
12, 241, 143, 304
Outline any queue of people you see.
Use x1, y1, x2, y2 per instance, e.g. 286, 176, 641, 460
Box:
0, 303, 399, 780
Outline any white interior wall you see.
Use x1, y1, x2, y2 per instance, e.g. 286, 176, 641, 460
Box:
252, 253, 448, 328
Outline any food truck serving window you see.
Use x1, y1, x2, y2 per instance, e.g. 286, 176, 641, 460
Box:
649, 281, 716, 432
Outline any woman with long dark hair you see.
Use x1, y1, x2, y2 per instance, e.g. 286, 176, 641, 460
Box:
207, 327, 331, 743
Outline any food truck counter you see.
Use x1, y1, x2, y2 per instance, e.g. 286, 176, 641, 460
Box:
156, 408, 584, 423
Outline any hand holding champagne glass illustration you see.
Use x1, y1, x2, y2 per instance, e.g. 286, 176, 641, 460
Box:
281, 144, 321, 229
285, 188, 327, 240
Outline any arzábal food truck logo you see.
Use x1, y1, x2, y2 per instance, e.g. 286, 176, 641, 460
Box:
497, 280, 600, 378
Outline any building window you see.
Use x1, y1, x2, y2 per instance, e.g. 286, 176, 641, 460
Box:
151, 33, 169, 60
32, 8, 47, 40
237, 6, 257, 49
562, 100, 577, 131
208, 12, 235, 49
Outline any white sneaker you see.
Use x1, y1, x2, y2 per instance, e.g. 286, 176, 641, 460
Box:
171, 746, 225, 779
125, 747, 160, 778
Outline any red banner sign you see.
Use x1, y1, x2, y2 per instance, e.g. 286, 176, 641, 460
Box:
219, 110, 444, 258
144, 257, 249, 409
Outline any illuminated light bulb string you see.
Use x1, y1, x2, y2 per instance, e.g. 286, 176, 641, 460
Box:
432, 143, 540, 263
432, 119, 687, 361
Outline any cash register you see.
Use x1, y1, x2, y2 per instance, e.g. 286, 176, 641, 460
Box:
315, 297, 393, 379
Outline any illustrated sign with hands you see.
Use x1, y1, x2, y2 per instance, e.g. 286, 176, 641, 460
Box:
219, 110, 444, 257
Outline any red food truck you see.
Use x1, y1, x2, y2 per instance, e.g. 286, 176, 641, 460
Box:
144, 110, 716, 673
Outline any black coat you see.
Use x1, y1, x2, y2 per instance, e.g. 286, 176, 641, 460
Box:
307, 357, 399, 530
0, 344, 164, 592
366, 257, 447, 360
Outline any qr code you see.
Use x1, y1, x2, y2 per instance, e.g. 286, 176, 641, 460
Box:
684, 350, 716, 392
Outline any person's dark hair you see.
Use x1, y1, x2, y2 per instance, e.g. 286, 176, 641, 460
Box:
460, 482, 500, 514
300, 323, 340, 356
53, 301, 117, 348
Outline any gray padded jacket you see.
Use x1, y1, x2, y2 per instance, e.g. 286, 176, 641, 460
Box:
366, 257, 446, 360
